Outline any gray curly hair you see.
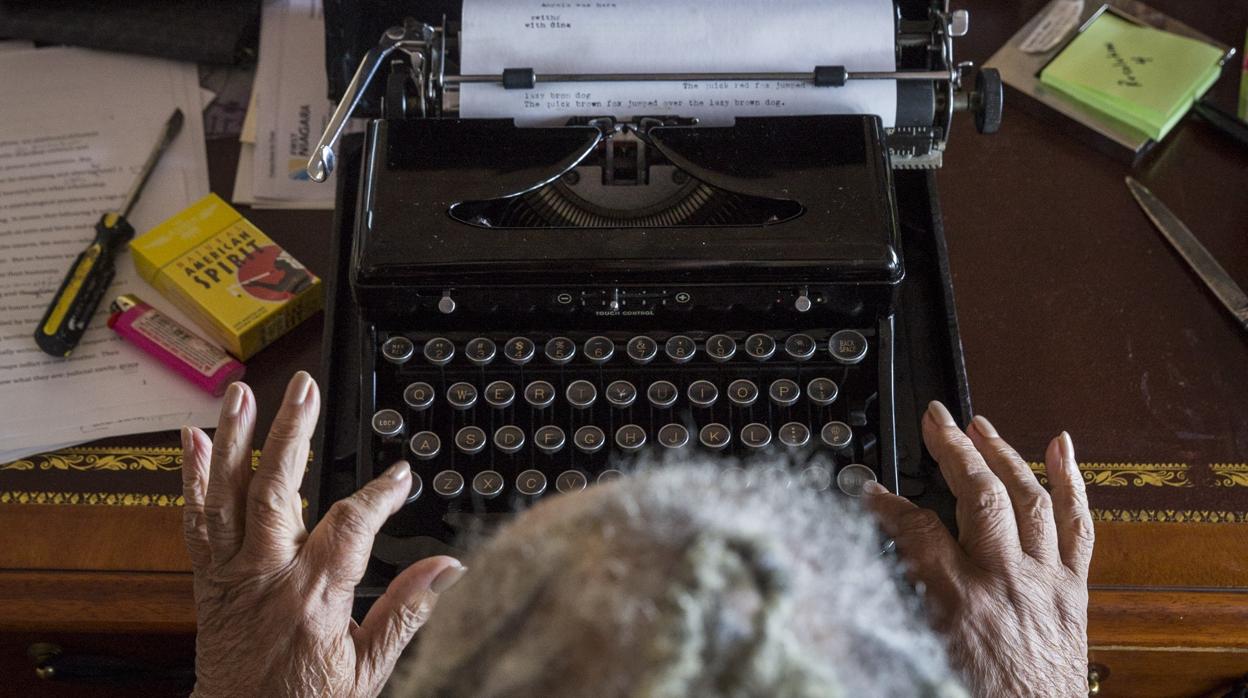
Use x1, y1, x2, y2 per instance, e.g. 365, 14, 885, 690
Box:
391, 454, 966, 698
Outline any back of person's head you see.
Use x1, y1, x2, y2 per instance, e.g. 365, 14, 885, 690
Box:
391, 456, 967, 697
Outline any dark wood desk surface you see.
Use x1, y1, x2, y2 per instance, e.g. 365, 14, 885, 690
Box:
2, 1, 1246, 695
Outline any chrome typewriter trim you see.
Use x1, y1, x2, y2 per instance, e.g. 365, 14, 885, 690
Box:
307, 2, 1001, 181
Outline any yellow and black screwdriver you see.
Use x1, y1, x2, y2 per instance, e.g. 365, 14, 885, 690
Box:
35, 109, 184, 357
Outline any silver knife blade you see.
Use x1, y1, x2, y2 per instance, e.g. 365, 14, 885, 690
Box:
1126, 177, 1248, 332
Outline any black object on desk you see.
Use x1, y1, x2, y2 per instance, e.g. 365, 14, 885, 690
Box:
0, 0, 259, 65
1193, 98, 1248, 150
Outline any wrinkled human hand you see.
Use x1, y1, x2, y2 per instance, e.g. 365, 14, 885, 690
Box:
864, 401, 1094, 698
180, 371, 465, 697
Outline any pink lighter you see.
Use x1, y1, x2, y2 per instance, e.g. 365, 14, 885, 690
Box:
107, 294, 245, 397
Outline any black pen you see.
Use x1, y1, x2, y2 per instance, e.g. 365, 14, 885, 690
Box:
34, 109, 183, 357
1192, 98, 1248, 150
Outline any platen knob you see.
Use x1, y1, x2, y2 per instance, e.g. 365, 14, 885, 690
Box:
973, 68, 1003, 135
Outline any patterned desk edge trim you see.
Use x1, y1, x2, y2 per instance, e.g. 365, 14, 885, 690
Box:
0, 446, 257, 472
0, 490, 1241, 523
1026, 462, 1196, 488
2, 450, 1245, 523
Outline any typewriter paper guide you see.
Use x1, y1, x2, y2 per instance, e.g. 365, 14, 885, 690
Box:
459, 0, 898, 128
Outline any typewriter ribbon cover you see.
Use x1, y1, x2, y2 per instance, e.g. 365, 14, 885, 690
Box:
459, 0, 899, 127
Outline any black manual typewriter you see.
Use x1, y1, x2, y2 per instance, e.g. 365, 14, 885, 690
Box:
307, 0, 1001, 590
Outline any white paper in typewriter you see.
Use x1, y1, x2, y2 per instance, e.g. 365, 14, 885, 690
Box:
459, 0, 898, 128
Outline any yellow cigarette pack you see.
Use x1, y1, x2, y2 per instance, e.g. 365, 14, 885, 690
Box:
130, 194, 322, 360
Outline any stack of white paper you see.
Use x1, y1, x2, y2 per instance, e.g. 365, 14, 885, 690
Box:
233, 0, 344, 210
0, 47, 219, 463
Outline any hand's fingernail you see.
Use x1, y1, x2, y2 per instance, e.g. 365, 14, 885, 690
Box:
285, 371, 314, 406
927, 400, 956, 428
863, 480, 887, 495
1060, 431, 1076, 466
971, 415, 998, 438
181, 426, 194, 455
431, 562, 467, 594
223, 383, 245, 417
1046, 434, 1062, 464
386, 461, 412, 480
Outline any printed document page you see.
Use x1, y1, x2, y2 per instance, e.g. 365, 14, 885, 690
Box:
245, 0, 338, 208
0, 48, 217, 461
460, 0, 897, 127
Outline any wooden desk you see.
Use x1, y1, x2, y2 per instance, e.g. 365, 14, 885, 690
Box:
944, 2, 1248, 694
2, 2, 1246, 694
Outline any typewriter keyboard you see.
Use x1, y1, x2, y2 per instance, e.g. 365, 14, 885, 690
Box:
366, 329, 887, 540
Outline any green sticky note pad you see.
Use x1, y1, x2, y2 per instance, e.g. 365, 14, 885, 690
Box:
1040, 12, 1224, 140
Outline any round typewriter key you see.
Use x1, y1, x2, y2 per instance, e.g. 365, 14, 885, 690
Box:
472, 470, 505, 498
664, 335, 696, 363
784, 333, 817, 361
657, 423, 690, 448
698, 423, 731, 450
405, 472, 423, 504
800, 465, 833, 492
371, 409, 404, 438
446, 382, 478, 410
403, 382, 435, 411
806, 378, 839, 406
626, 335, 658, 364
484, 380, 516, 409
615, 424, 647, 452
545, 336, 576, 364
504, 336, 536, 365
647, 380, 678, 408
828, 330, 868, 365
598, 469, 624, 484
432, 470, 464, 498
534, 425, 566, 454
555, 469, 589, 494
493, 425, 525, 454
740, 423, 772, 449
566, 380, 597, 409
454, 426, 487, 455
573, 425, 606, 453
778, 421, 811, 448
583, 336, 615, 364
381, 335, 414, 364
409, 431, 440, 461
523, 380, 556, 409
516, 469, 547, 497
726, 379, 759, 408
768, 379, 800, 407
821, 421, 853, 450
422, 337, 455, 366
465, 337, 497, 366
745, 333, 776, 361
605, 380, 637, 408
687, 380, 718, 408
836, 464, 877, 497
705, 334, 737, 362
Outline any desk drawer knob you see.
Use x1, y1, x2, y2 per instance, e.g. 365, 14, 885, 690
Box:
1087, 663, 1108, 696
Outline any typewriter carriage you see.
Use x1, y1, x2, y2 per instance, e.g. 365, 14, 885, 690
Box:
314, 0, 1003, 181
